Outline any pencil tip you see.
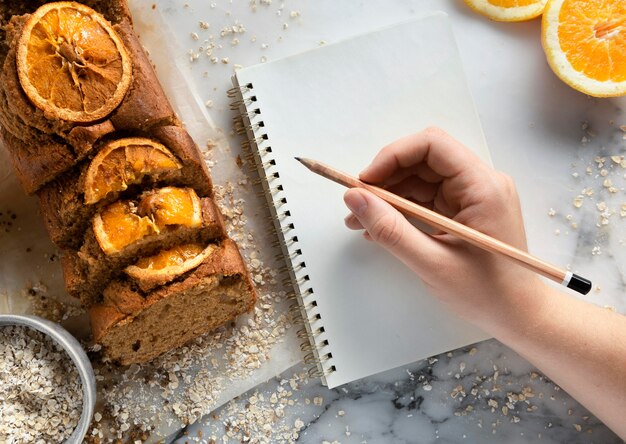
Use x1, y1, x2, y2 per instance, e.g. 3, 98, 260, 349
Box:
294, 156, 301, 162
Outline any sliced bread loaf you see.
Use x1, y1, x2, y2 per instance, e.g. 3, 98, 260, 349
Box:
89, 239, 256, 365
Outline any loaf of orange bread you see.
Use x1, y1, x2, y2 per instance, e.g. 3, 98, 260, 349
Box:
0, 0, 256, 364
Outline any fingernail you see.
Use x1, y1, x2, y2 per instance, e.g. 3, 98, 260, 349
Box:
344, 190, 368, 217
359, 164, 372, 178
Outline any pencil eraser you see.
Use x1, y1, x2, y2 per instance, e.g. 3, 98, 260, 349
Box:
567, 274, 592, 295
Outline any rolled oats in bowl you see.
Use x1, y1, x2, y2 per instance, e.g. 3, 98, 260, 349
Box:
0, 324, 84, 443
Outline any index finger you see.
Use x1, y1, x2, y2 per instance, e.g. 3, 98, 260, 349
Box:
359, 127, 486, 183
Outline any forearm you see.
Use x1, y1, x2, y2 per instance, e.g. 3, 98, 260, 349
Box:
489, 282, 626, 438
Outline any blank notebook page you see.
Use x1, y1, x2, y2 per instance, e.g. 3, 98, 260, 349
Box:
235, 12, 491, 388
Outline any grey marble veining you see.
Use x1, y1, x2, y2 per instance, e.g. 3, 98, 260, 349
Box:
175, 340, 621, 443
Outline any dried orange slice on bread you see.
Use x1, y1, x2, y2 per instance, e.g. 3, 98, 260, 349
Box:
542, 0, 626, 97
84, 138, 181, 204
138, 187, 202, 227
93, 187, 202, 255
17, 2, 132, 122
125, 243, 217, 289
464, 0, 547, 22
93, 200, 158, 255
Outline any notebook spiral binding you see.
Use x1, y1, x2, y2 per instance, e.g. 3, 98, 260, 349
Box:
228, 82, 337, 382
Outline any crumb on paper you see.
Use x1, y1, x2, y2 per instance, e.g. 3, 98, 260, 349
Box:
220, 23, 246, 38
573, 195, 584, 208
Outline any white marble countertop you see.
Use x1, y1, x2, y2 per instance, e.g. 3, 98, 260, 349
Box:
140, 0, 624, 442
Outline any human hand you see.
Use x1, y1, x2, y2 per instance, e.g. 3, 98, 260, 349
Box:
343, 127, 547, 332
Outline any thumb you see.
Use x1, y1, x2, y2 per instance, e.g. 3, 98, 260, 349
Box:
343, 188, 443, 276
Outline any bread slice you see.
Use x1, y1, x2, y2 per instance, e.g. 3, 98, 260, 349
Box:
0, 11, 178, 194
89, 239, 257, 365
37, 126, 213, 249
63, 196, 226, 305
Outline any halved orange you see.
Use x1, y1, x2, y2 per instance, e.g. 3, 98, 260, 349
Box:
542, 0, 626, 97
125, 243, 216, 288
16, 2, 132, 122
84, 138, 181, 205
464, 0, 547, 22
93, 187, 202, 255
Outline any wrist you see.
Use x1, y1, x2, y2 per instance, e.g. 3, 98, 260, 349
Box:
481, 275, 555, 342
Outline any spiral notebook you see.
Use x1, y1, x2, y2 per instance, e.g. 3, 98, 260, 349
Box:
230, 12, 491, 388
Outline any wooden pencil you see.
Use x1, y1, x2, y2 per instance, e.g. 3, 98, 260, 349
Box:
296, 157, 592, 295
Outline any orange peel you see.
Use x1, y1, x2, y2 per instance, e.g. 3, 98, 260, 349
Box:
464, 0, 547, 22
125, 243, 217, 287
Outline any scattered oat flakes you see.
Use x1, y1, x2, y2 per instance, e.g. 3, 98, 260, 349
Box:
573, 195, 584, 208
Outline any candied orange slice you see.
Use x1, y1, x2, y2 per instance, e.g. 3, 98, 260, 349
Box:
464, 0, 547, 22
542, 0, 626, 97
93, 187, 202, 255
138, 187, 202, 227
16, 2, 132, 122
125, 243, 216, 287
92, 200, 158, 254
84, 138, 181, 205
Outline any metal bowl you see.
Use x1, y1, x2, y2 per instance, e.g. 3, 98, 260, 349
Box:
0, 314, 96, 444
